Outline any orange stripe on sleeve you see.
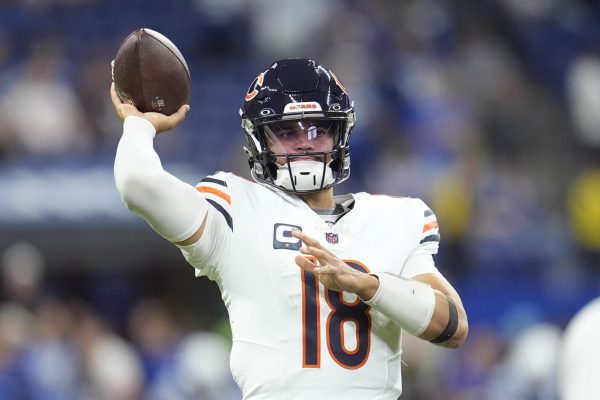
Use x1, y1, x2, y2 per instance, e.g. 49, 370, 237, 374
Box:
422, 221, 439, 233
196, 186, 231, 205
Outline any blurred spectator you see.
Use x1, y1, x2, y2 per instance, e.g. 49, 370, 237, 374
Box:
128, 299, 181, 387
0, 304, 33, 398
0, 242, 45, 397
149, 332, 241, 400
15, 298, 79, 399
441, 326, 506, 400
567, 165, 600, 274
77, 44, 123, 152
0, 32, 17, 160
126, 298, 241, 399
467, 163, 546, 276
0, 34, 92, 159
484, 323, 561, 400
248, 0, 341, 59
400, 332, 448, 400
567, 52, 600, 148
1, 241, 45, 308
73, 305, 143, 399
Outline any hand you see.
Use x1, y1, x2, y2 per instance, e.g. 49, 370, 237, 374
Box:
110, 82, 190, 134
292, 230, 379, 300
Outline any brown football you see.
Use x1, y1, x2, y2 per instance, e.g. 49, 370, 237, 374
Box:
113, 28, 191, 115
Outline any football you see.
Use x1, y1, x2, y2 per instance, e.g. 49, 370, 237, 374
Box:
112, 28, 191, 115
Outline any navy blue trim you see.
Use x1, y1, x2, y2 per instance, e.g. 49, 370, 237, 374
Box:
201, 177, 228, 187
424, 209, 434, 217
420, 234, 440, 244
206, 199, 233, 231
430, 298, 458, 344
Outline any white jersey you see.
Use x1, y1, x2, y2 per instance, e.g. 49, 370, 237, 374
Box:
560, 297, 600, 400
178, 172, 442, 400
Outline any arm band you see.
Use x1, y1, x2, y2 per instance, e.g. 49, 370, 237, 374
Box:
114, 116, 208, 242
430, 297, 458, 344
362, 272, 436, 336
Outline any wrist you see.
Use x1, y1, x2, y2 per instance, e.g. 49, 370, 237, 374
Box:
124, 115, 157, 136
361, 272, 436, 336
357, 273, 380, 301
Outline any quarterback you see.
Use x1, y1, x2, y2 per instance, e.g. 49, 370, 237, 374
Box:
112, 58, 468, 399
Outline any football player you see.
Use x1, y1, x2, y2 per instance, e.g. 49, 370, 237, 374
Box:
112, 58, 468, 399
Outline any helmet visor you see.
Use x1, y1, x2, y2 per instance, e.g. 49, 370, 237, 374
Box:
263, 120, 341, 156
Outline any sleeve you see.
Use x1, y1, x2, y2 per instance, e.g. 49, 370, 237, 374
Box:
413, 198, 440, 256
194, 174, 233, 232
114, 116, 209, 243
176, 172, 234, 280
401, 198, 441, 278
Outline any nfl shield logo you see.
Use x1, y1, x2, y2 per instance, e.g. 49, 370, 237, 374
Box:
325, 232, 339, 244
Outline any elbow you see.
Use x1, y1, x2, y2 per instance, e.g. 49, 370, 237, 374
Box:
115, 171, 140, 207
115, 170, 161, 210
440, 317, 469, 349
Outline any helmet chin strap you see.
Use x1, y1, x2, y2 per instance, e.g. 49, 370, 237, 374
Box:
274, 160, 334, 192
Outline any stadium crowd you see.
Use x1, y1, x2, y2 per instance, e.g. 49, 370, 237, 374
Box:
1, 0, 600, 398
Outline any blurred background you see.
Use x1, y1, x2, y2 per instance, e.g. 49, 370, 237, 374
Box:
0, 0, 599, 398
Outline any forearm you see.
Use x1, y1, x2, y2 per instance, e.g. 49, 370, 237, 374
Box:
419, 290, 467, 348
361, 272, 467, 348
361, 273, 436, 337
413, 273, 468, 348
114, 116, 207, 242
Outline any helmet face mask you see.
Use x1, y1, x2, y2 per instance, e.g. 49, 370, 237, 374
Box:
241, 58, 355, 194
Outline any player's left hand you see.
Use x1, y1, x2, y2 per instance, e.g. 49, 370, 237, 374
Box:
292, 230, 379, 300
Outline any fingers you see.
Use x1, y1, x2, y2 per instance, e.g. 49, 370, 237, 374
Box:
110, 84, 139, 123
295, 254, 318, 274
175, 104, 191, 115
294, 254, 337, 275
158, 104, 190, 132
292, 230, 333, 259
291, 230, 322, 249
292, 229, 337, 266
299, 245, 331, 266
169, 104, 191, 126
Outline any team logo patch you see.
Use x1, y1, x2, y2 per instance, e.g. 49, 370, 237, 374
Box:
325, 232, 339, 244
273, 223, 302, 250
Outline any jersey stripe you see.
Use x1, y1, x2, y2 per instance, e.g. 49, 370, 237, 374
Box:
197, 186, 231, 205
200, 177, 227, 187
206, 199, 233, 231
420, 234, 440, 244
421, 207, 439, 245
422, 221, 439, 233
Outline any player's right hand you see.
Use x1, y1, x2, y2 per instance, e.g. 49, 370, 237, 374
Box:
110, 82, 190, 134
292, 230, 380, 300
